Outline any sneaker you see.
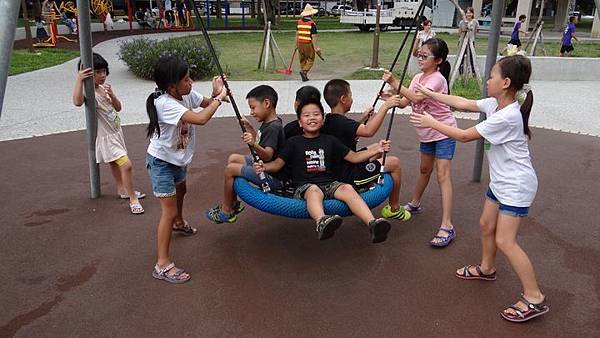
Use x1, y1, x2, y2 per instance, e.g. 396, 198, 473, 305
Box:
381, 204, 412, 221
316, 215, 343, 240
404, 202, 423, 214
206, 205, 237, 224
368, 218, 391, 243
207, 201, 245, 217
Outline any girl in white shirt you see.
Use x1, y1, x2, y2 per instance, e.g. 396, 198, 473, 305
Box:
410, 55, 549, 323
146, 55, 228, 284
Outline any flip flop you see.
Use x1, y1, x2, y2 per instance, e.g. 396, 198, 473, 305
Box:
129, 202, 144, 214
120, 191, 146, 199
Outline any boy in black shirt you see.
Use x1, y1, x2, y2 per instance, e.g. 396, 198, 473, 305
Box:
284, 85, 321, 139
256, 98, 392, 243
321, 79, 411, 222
207, 85, 286, 223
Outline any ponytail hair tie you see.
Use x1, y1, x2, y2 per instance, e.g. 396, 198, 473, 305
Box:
516, 83, 531, 105
153, 88, 165, 99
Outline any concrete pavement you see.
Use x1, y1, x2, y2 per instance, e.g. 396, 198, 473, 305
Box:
2, 30, 600, 141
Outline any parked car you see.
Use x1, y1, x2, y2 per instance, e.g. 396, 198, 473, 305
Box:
330, 5, 352, 16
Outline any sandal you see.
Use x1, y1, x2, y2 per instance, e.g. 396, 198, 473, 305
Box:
430, 227, 455, 247
152, 262, 191, 284
455, 264, 496, 281
172, 220, 197, 236
120, 190, 146, 199
129, 202, 145, 214
501, 294, 549, 323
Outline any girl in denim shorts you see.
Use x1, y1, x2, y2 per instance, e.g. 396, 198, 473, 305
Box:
145, 56, 228, 284
383, 37, 457, 247
411, 55, 549, 323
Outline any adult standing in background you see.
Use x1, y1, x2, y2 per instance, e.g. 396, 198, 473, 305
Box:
296, 4, 321, 82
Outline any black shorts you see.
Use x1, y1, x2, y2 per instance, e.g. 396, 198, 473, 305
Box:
560, 44, 574, 54
508, 38, 521, 47
294, 181, 344, 200
339, 160, 382, 187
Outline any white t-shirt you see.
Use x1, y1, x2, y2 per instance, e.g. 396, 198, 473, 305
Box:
147, 90, 204, 167
475, 98, 537, 207
164, 0, 172, 11
416, 30, 436, 48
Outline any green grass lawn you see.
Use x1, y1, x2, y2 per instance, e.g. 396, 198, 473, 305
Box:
9, 49, 80, 76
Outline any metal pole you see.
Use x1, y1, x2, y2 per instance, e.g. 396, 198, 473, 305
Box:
76, 0, 101, 198
472, 0, 504, 182
0, 0, 21, 119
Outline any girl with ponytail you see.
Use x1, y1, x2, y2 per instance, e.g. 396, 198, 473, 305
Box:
381, 37, 457, 248
411, 55, 548, 323
146, 55, 228, 284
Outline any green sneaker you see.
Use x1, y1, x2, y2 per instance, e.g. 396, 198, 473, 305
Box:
381, 204, 411, 221
206, 206, 237, 224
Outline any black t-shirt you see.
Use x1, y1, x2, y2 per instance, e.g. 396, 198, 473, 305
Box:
322, 113, 361, 151
258, 117, 286, 159
278, 134, 350, 185
284, 120, 303, 139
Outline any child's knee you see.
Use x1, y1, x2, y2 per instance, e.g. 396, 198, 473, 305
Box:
227, 153, 245, 165
495, 236, 516, 251
419, 164, 433, 176
384, 156, 401, 173
224, 163, 242, 177
305, 185, 324, 198
479, 218, 495, 235
435, 165, 451, 183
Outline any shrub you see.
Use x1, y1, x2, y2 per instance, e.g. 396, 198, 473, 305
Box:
118, 36, 216, 80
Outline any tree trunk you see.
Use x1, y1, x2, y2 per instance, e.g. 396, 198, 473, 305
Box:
32, 0, 42, 18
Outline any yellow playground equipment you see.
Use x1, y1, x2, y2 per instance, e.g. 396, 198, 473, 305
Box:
34, 7, 77, 48
92, 0, 113, 17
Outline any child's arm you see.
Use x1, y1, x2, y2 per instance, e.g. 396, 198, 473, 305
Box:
72, 66, 93, 107
415, 82, 480, 112
240, 120, 275, 162
356, 95, 403, 137
382, 71, 426, 104
104, 84, 122, 112
254, 158, 285, 175
344, 140, 390, 164
180, 87, 227, 125
411, 112, 480, 142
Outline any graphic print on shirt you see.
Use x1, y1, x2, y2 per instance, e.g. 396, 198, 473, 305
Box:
305, 148, 326, 172
176, 120, 190, 149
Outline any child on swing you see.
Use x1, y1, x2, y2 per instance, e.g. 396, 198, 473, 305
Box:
146, 55, 228, 284
321, 79, 410, 222
72, 53, 145, 215
255, 98, 392, 243
382, 37, 457, 247
411, 55, 548, 323
284, 85, 322, 139
206, 85, 286, 223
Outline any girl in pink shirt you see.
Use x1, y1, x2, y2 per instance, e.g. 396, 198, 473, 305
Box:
382, 37, 457, 247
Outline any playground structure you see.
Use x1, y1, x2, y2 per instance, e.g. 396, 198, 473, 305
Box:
34, 5, 78, 48
91, 0, 113, 31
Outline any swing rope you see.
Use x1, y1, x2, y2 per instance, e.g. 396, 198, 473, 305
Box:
186, 0, 271, 192
372, 1, 428, 184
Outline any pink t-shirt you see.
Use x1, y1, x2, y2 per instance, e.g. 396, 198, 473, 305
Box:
409, 71, 457, 142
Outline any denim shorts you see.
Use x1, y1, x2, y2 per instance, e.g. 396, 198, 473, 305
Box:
485, 188, 529, 217
241, 155, 283, 190
146, 154, 187, 198
294, 181, 344, 200
420, 138, 456, 160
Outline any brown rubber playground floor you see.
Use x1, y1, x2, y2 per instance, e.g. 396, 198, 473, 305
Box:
1, 116, 599, 337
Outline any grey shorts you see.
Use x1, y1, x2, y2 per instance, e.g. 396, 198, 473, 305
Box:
241, 155, 283, 190
294, 181, 344, 200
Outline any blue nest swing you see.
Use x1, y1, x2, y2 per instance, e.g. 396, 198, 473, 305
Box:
233, 174, 393, 219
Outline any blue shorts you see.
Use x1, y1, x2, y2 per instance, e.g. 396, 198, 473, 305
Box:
420, 138, 456, 160
146, 154, 187, 198
241, 155, 283, 190
485, 188, 529, 217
